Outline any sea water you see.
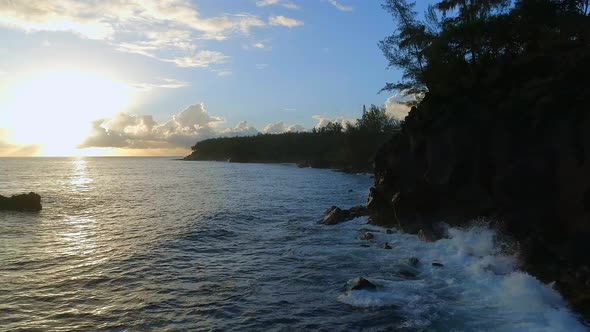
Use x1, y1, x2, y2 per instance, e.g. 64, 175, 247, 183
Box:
0, 157, 587, 331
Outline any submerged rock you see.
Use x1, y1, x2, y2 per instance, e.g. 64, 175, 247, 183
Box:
432, 262, 444, 268
350, 277, 377, 291
397, 269, 418, 279
407, 257, 420, 267
359, 232, 374, 241
0, 192, 42, 211
318, 205, 369, 225
383, 242, 392, 249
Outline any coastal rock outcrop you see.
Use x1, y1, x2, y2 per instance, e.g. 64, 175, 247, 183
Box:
367, 47, 590, 317
0, 192, 42, 211
318, 205, 368, 225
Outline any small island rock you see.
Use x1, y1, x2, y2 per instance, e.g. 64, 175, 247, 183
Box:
0, 192, 42, 212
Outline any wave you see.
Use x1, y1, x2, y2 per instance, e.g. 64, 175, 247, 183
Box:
337, 221, 588, 331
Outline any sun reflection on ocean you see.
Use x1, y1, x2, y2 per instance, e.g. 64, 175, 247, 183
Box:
69, 158, 93, 192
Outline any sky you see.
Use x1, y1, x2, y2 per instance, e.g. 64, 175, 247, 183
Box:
0, 0, 427, 157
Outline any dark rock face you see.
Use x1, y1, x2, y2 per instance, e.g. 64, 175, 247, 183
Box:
350, 277, 377, 291
318, 205, 368, 225
0, 192, 42, 211
367, 47, 590, 317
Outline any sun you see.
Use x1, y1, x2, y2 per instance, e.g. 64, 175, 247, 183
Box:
0, 69, 133, 156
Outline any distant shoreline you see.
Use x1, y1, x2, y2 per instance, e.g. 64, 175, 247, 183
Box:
182, 157, 372, 174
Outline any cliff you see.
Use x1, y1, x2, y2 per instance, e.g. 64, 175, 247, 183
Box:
367, 46, 590, 317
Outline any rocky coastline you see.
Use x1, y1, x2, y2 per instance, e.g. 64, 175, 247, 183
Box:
364, 46, 590, 319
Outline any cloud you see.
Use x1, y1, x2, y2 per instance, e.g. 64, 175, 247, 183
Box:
132, 78, 189, 91
220, 121, 259, 137
326, 0, 353, 12
262, 121, 306, 134
256, 63, 269, 70
0, 0, 264, 68
253, 42, 266, 49
256, 0, 300, 10
269, 15, 304, 28
312, 115, 353, 129
215, 70, 233, 77
164, 51, 228, 68
287, 124, 306, 132
0, 129, 41, 156
78, 104, 311, 151
78, 103, 224, 149
385, 93, 416, 120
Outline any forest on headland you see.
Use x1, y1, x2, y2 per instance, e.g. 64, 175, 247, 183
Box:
184, 105, 401, 173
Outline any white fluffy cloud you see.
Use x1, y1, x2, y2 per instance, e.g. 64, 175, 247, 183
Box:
220, 121, 260, 137
78, 104, 310, 150
0, 0, 266, 68
256, 0, 300, 10
262, 121, 306, 134
132, 78, 189, 91
79, 103, 224, 149
326, 0, 353, 12
269, 15, 304, 28
312, 115, 353, 130
385, 93, 416, 120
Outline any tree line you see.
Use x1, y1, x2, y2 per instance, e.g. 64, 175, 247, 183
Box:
186, 105, 401, 172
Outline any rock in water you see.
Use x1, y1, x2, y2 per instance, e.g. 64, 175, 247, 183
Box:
383, 242, 392, 249
318, 205, 368, 225
397, 269, 417, 279
432, 262, 444, 268
350, 277, 377, 291
407, 257, 420, 267
0, 192, 42, 211
359, 232, 374, 241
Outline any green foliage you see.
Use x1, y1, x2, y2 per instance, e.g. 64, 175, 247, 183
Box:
187, 106, 402, 172
356, 104, 400, 133
380, 0, 590, 96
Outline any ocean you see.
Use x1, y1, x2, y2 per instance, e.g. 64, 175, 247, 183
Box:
0, 157, 587, 331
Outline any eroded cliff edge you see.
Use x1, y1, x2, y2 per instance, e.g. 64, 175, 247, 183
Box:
367, 46, 590, 318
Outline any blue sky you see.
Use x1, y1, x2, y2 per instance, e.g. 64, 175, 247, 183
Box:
0, 0, 431, 156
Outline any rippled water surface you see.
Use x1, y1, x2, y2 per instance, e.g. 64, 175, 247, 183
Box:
0, 157, 588, 331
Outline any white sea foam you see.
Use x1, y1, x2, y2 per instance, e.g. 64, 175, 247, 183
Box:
336, 219, 588, 331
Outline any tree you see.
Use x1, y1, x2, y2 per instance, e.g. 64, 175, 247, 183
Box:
380, 0, 433, 95
356, 105, 399, 133
380, 0, 589, 97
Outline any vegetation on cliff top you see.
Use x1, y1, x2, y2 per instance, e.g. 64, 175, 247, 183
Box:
185, 105, 400, 172
380, 0, 589, 98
